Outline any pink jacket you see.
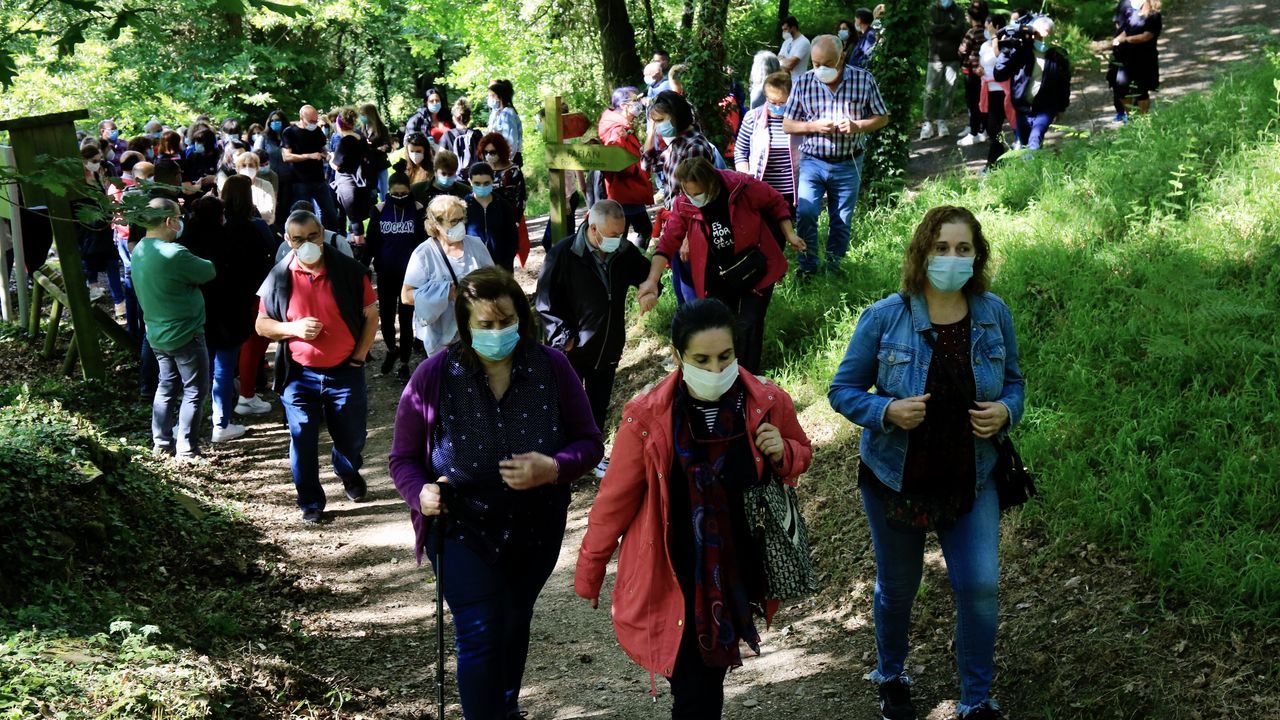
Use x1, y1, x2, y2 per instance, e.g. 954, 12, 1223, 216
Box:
574, 369, 813, 677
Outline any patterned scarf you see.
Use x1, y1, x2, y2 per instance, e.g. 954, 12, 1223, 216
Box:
672, 383, 762, 668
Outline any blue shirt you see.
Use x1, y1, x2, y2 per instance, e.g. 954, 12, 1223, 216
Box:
828, 292, 1025, 492
783, 65, 888, 158
490, 106, 524, 154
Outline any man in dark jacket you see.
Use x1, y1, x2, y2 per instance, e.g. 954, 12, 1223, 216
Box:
255, 210, 379, 524
994, 15, 1072, 153
921, 0, 971, 140
534, 200, 652, 476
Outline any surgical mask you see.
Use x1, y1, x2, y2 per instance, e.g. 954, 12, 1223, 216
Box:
428, 101, 442, 113
1034, 40, 1048, 53
152, 131, 163, 140
484, 152, 499, 164
446, 222, 466, 242
294, 240, 323, 265
172, 219, 184, 238
108, 129, 119, 141
408, 151, 426, 165
189, 144, 203, 155
767, 102, 786, 116
321, 126, 330, 137
597, 231, 622, 253
1129, 0, 1144, 8
644, 75, 660, 86
681, 359, 740, 401
984, 29, 994, 40
85, 161, 101, 172
472, 184, 494, 199
146, 148, 155, 160
358, 115, 368, 126
436, 173, 455, 187
304, 122, 318, 131
655, 120, 676, 138
781, 31, 790, 42
838, 29, 850, 42
238, 167, 255, 177
257, 167, 269, 175
487, 98, 501, 111
625, 102, 643, 118
926, 255, 974, 293
687, 192, 709, 208
270, 120, 284, 133
940, 0, 954, 7
814, 65, 840, 83
471, 323, 520, 361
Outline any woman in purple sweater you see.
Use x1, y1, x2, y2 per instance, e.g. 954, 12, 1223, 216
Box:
389, 266, 604, 720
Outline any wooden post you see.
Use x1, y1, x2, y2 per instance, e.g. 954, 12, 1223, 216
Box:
42, 299, 62, 359
0, 110, 106, 380
544, 95, 570, 244
27, 280, 44, 338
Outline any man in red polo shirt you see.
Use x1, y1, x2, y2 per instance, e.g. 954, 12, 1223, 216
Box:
256, 210, 379, 524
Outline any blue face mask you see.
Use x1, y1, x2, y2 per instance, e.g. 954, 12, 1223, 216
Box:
838, 29, 850, 42
269, 120, 283, 133
189, 144, 204, 155
984, 29, 994, 40
655, 120, 677, 138
767, 102, 786, 116
471, 322, 520, 361
146, 148, 154, 160
1034, 40, 1048, 53
927, 255, 975, 293
152, 131, 163, 140
436, 173, 455, 187
428, 101, 442, 113
488, 98, 501, 111
472, 184, 494, 199
108, 129, 120, 141
358, 115, 368, 126
939, 0, 954, 7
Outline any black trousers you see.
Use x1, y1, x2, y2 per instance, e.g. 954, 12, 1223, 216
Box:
710, 284, 774, 374
667, 611, 729, 719
376, 273, 413, 363
965, 73, 985, 135
986, 88, 1009, 169
571, 356, 618, 434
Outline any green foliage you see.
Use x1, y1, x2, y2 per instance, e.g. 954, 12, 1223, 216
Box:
738, 52, 1280, 625
863, 4, 929, 206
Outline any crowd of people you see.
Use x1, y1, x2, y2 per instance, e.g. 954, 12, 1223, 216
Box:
1, 2, 1176, 718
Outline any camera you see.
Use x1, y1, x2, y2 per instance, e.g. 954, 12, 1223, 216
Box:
996, 14, 1037, 51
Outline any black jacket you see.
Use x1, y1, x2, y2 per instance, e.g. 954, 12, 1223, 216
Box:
928, 3, 968, 62
534, 225, 652, 371
994, 44, 1073, 116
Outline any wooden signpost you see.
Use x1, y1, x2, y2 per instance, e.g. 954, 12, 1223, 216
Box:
0, 109, 106, 380
543, 95, 640, 242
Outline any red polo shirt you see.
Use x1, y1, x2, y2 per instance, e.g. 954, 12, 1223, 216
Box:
259, 257, 376, 368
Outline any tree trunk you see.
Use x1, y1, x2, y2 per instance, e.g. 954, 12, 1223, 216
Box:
640, 0, 658, 56
681, 0, 695, 31
593, 0, 645, 87
685, 0, 730, 145
777, 0, 790, 22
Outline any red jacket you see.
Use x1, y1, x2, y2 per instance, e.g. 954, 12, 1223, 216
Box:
656, 170, 791, 298
597, 109, 653, 207
574, 369, 813, 677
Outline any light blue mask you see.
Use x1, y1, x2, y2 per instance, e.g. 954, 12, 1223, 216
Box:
767, 102, 786, 116
487, 98, 501, 111
471, 323, 520, 361
984, 29, 994, 40
428, 101, 442, 113
436, 174, 455, 187
359, 115, 368, 126
1034, 40, 1048, 53
927, 255, 974, 293
687, 192, 709, 208
598, 233, 622, 253
940, 0, 954, 7
472, 184, 494, 199
838, 29, 850, 42
655, 120, 677, 138
269, 120, 283, 133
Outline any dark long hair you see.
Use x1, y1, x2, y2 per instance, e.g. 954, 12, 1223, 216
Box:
452, 267, 541, 367
671, 297, 738, 356
900, 205, 991, 296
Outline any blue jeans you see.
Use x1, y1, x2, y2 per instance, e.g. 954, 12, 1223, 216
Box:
281, 364, 368, 511
375, 168, 389, 203
861, 474, 1000, 715
426, 515, 565, 720
84, 255, 125, 305
670, 256, 692, 305
291, 180, 342, 233
796, 153, 864, 273
210, 345, 240, 428
152, 334, 210, 456
1015, 111, 1055, 151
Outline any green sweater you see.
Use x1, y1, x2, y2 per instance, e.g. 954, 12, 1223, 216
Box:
130, 236, 216, 352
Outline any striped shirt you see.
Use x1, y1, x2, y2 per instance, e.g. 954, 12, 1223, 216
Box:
643, 130, 718, 208
490, 106, 523, 155
733, 110, 795, 197
783, 66, 888, 158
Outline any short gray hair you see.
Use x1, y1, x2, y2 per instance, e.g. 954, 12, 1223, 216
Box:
587, 200, 626, 229
285, 210, 323, 237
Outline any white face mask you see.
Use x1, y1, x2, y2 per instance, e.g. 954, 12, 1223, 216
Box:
1129, 0, 1144, 8
238, 167, 256, 177
597, 230, 622, 253
814, 65, 840, 84
687, 192, 709, 208
294, 240, 323, 264
681, 359, 740, 402
446, 222, 466, 243
409, 151, 426, 165
85, 161, 101, 173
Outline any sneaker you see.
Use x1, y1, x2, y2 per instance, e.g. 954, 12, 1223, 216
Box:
211, 423, 247, 443
380, 354, 397, 375
918, 122, 935, 141
152, 444, 174, 457
341, 473, 368, 502
957, 126, 972, 139
1114, 111, 1129, 124
301, 508, 324, 524
1011, 139, 1023, 151
593, 457, 610, 479
956, 133, 978, 147
235, 394, 272, 416
936, 120, 950, 137
959, 702, 1003, 720
878, 676, 917, 720
975, 132, 989, 143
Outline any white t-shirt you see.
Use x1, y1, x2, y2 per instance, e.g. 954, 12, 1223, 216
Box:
780, 33, 812, 82
402, 235, 494, 354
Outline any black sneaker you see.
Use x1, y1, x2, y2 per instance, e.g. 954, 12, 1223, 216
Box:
380, 354, 397, 375
342, 473, 368, 502
878, 677, 918, 720
959, 703, 1003, 720
301, 508, 324, 524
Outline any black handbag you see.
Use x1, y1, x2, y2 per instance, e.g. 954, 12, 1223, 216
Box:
993, 434, 1036, 511
716, 246, 768, 292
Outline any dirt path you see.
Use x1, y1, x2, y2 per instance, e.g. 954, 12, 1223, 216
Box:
906, 0, 1280, 182
197, 6, 1280, 718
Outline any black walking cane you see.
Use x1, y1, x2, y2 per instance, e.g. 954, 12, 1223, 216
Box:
432, 482, 453, 720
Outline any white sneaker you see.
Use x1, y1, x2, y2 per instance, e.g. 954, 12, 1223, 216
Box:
918, 122, 935, 141
976, 132, 989, 143
212, 423, 247, 443
957, 127, 972, 139
1012, 139, 1023, 151
235, 394, 272, 415
956, 134, 978, 147
593, 457, 610, 479
936, 120, 950, 137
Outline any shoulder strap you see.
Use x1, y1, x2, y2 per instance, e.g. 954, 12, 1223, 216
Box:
431, 237, 461, 286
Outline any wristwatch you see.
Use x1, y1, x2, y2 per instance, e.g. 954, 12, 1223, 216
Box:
349, 358, 366, 368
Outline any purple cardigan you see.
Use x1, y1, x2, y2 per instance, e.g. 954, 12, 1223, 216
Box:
389, 342, 605, 563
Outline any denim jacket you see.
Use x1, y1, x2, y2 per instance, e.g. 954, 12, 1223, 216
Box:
828, 291, 1025, 492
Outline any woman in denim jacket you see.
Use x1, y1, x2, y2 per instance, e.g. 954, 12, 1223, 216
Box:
828, 205, 1024, 720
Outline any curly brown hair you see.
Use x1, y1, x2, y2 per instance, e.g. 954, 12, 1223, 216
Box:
477, 132, 512, 166
900, 205, 991, 296
452, 266, 541, 368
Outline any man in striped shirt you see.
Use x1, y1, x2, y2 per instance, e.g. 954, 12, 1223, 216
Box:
783, 34, 890, 277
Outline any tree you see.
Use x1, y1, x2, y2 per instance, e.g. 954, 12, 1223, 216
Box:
860, 2, 929, 205
593, 0, 644, 88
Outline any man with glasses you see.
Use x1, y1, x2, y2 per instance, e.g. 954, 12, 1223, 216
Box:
256, 210, 379, 524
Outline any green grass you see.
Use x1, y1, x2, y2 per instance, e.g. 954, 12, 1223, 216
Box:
645, 51, 1280, 625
